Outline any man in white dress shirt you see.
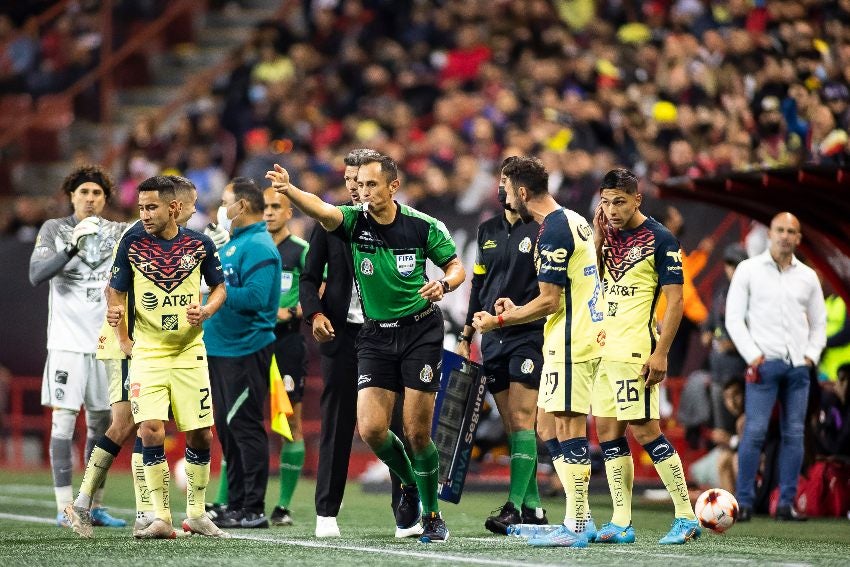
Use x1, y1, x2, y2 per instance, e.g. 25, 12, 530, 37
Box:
725, 212, 826, 522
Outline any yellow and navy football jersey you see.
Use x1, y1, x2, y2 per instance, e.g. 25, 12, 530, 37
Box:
601, 216, 683, 363
535, 208, 604, 364
109, 225, 223, 368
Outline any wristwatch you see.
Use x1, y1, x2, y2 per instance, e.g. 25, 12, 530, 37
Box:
440, 279, 451, 294
457, 332, 472, 343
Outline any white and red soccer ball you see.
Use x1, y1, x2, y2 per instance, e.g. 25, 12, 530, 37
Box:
695, 488, 739, 533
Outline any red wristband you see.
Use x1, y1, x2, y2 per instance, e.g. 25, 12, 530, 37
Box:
497, 314, 504, 328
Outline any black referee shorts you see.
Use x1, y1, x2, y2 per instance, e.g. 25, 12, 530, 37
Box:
481, 332, 543, 394
272, 326, 307, 404
356, 304, 444, 393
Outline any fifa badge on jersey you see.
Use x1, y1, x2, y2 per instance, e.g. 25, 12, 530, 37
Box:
419, 364, 434, 383
281, 272, 293, 292
360, 258, 374, 276
518, 237, 532, 253
520, 359, 534, 374
161, 314, 179, 331
396, 253, 415, 277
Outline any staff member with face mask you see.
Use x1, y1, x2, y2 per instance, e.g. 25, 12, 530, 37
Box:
203, 177, 282, 529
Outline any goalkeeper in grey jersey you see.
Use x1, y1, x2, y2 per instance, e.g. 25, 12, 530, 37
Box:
29, 165, 128, 528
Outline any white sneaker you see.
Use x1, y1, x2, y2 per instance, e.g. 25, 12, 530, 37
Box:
64, 504, 93, 539
395, 522, 424, 538
182, 515, 230, 538
134, 518, 178, 539
315, 515, 341, 538
133, 511, 156, 537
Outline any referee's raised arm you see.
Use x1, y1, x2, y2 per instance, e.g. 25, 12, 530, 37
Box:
266, 164, 343, 232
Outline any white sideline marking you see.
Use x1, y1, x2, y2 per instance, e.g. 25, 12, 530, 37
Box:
0, 484, 54, 495
234, 534, 565, 566
0, 512, 57, 524
0, 495, 135, 516
0, 511, 814, 567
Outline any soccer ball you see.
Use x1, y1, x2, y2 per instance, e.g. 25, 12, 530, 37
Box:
173, 457, 188, 491
695, 488, 738, 533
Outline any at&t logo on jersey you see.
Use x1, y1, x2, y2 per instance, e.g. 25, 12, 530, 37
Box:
360, 258, 374, 276
396, 253, 415, 277
141, 292, 158, 311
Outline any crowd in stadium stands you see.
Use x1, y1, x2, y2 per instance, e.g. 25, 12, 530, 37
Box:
2, 0, 850, 516
4, 0, 850, 233
0, 1, 167, 98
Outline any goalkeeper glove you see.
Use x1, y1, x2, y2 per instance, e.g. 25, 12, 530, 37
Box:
204, 223, 230, 248
70, 216, 100, 248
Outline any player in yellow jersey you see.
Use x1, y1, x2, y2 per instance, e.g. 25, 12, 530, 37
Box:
591, 168, 700, 545
64, 176, 201, 538
106, 176, 228, 539
473, 157, 603, 548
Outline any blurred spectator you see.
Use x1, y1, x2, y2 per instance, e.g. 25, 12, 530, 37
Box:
650, 202, 710, 377
819, 282, 850, 383
703, 244, 749, 432
814, 364, 850, 459
184, 145, 227, 212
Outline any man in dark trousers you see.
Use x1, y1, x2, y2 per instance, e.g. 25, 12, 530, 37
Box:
204, 178, 281, 529
300, 149, 407, 538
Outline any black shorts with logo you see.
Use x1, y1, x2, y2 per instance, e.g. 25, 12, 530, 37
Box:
273, 324, 307, 403
481, 331, 544, 394
356, 304, 444, 393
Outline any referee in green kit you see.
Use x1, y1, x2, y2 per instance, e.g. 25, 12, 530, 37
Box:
266, 154, 465, 543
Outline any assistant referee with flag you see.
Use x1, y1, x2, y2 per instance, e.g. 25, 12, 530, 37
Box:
266, 154, 465, 543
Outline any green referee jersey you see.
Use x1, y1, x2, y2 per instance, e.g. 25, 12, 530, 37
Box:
337, 203, 457, 320
277, 234, 309, 309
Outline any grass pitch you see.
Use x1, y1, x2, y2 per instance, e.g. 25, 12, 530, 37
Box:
0, 469, 848, 566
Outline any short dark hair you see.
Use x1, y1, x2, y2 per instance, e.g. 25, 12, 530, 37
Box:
137, 175, 176, 201
360, 154, 398, 183
502, 156, 548, 196
500, 155, 520, 171
344, 148, 382, 167
229, 176, 264, 213
600, 168, 639, 194
61, 165, 114, 200
167, 175, 196, 198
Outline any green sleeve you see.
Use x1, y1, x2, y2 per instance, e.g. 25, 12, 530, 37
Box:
338, 205, 359, 238
426, 217, 457, 267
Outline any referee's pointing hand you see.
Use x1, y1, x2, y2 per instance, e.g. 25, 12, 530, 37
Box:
265, 164, 291, 194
